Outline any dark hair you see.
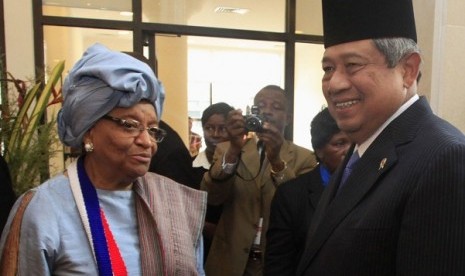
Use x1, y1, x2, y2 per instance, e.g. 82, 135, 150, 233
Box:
310, 107, 340, 150
261, 84, 284, 93
201, 102, 234, 126
254, 85, 289, 111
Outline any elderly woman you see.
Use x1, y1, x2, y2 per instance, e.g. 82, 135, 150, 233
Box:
265, 107, 350, 275
0, 43, 206, 275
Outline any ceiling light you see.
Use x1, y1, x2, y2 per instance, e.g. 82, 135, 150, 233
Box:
214, 7, 249, 15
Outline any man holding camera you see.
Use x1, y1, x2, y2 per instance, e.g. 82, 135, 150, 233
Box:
201, 85, 317, 276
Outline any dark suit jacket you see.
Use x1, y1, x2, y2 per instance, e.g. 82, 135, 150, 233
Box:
296, 97, 465, 275
149, 120, 204, 189
0, 154, 16, 233
265, 165, 325, 276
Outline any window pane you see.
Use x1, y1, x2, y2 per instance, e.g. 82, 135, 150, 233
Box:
154, 35, 284, 151
43, 0, 132, 21
187, 37, 285, 117
143, 0, 285, 32
296, 0, 323, 35
294, 42, 326, 150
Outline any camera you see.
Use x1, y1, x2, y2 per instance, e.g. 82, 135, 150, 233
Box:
244, 105, 265, 133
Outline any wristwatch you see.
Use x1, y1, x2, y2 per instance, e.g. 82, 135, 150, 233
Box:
221, 154, 237, 174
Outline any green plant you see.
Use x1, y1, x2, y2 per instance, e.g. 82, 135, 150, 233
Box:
0, 61, 65, 194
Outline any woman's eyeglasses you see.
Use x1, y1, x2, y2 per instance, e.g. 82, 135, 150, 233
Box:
102, 115, 167, 143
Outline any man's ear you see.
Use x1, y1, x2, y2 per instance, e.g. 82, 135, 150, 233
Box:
402, 52, 421, 88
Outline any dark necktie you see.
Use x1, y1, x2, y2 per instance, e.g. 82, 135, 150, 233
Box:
339, 150, 360, 189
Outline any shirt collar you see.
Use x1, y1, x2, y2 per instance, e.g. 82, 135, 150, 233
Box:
357, 94, 419, 157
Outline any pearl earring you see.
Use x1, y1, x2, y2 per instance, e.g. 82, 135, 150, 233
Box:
84, 142, 94, 153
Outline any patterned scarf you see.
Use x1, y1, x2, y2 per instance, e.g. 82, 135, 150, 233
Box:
68, 158, 207, 275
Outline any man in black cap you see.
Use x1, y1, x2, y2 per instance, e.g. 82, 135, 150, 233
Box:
296, 0, 465, 275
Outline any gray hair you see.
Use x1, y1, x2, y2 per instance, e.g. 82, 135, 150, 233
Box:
373, 37, 421, 68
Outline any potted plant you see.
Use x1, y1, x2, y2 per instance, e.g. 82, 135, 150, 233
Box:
0, 60, 65, 195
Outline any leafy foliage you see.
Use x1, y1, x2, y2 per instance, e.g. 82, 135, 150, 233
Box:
0, 61, 65, 194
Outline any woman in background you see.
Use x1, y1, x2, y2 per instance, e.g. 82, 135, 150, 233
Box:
193, 102, 234, 170
193, 102, 234, 260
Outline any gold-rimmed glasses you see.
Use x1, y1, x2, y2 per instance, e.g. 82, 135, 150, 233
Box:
102, 114, 167, 143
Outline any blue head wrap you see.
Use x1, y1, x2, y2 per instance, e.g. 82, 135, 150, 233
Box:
57, 43, 165, 148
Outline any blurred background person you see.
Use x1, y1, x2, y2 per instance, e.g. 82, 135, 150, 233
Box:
189, 116, 202, 158
193, 102, 234, 169
0, 44, 206, 275
202, 85, 317, 276
149, 119, 201, 189
193, 102, 234, 261
0, 154, 16, 234
265, 107, 350, 275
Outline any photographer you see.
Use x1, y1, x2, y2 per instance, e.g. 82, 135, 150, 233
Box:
201, 85, 317, 276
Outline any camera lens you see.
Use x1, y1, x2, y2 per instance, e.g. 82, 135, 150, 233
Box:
244, 105, 264, 132
245, 116, 263, 132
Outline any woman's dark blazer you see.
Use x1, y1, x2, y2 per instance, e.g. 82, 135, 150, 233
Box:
265, 165, 325, 276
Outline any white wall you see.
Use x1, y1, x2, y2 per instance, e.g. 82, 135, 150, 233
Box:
4, 0, 34, 80
430, 0, 465, 132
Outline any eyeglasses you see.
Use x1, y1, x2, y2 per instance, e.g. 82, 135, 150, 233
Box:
102, 115, 167, 143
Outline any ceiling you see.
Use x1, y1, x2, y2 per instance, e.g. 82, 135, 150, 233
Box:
42, 0, 323, 35
43, 0, 130, 11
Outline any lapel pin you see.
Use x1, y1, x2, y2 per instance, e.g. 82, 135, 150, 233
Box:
379, 158, 387, 171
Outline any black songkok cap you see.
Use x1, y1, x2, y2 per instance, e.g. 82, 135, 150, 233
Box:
322, 0, 417, 48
